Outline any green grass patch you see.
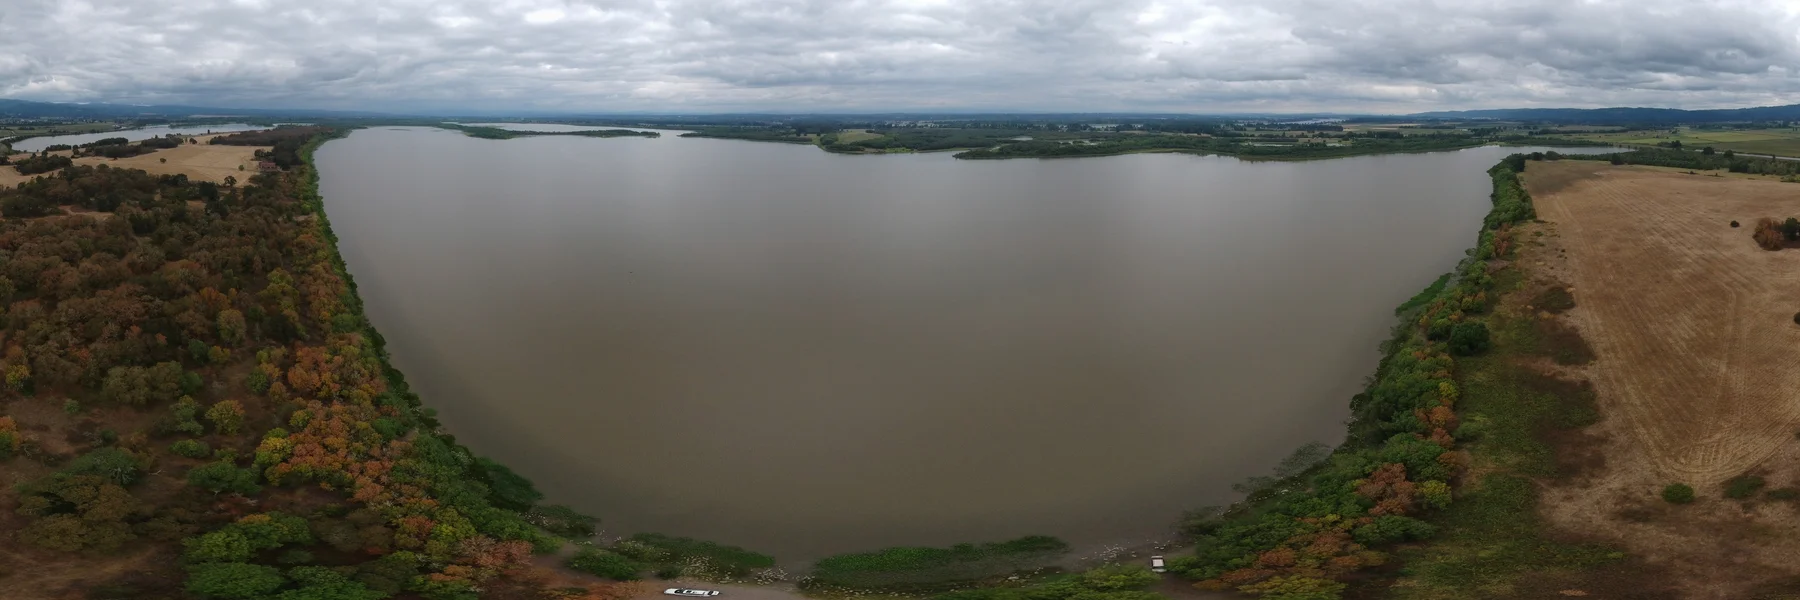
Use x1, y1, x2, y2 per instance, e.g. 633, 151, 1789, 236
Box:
621, 533, 776, 576
1391, 301, 1621, 598
807, 536, 1070, 592
1725, 475, 1768, 500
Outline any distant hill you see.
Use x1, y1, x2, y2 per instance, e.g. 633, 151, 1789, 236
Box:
0, 98, 394, 119
1409, 104, 1800, 124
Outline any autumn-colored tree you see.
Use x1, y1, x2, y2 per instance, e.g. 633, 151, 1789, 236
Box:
0, 416, 20, 459
1752, 217, 1785, 250
217, 309, 247, 345
206, 400, 246, 434
4, 363, 29, 393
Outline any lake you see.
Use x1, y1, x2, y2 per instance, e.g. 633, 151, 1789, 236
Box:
316, 128, 1583, 561
9, 123, 265, 151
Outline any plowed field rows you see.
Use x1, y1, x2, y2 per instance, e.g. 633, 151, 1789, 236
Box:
1531, 163, 1800, 484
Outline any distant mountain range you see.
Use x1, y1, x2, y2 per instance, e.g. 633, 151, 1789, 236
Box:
4, 97, 1799, 125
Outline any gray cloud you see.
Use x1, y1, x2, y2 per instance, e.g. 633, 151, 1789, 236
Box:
1, 0, 1797, 113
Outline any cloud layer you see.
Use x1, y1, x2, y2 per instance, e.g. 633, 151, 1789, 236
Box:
2, 0, 1798, 113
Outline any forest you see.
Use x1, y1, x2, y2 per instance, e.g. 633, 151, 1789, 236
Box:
0, 128, 625, 599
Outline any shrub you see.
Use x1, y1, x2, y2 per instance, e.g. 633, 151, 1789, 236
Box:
525, 504, 598, 539
1725, 475, 1767, 499
62, 399, 81, 416
1661, 483, 1695, 504
626, 533, 777, 575
1754, 218, 1784, 250
168, 396, 205, 435
186, 562, 285, 599
1351, 515, 1437, 546
1448, 321, 1491, 356
187, 461, 261, 495
170, 439, 212, 459
0, 418, 18, 459
567, 548, 640, 580
1731, 220, 1741, 228
1768, 488, 1800, 501
655, 566, 684, 579
1784, 217, 1800, 241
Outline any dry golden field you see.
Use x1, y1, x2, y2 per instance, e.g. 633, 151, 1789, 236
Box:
70, 134, 267, 183
1525, 161, 1800, 598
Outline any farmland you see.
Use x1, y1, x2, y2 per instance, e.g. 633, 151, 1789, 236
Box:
1519, 161, 1800, 598
1549, 127, 1800, 158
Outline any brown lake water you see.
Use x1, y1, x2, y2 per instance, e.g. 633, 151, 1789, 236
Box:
315, 127, 1575, 561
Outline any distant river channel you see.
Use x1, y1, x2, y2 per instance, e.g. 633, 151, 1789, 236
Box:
315, 127, 1594, 561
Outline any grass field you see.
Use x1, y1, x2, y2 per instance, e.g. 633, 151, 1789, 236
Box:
1517, 161, 1800, 598
1556, 127, 1800, 158
834, 129, 883, 143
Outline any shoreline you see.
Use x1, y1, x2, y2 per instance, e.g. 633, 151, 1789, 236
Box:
296, 128, 1612, 597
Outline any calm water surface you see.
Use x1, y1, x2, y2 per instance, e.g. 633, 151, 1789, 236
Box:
317, 128, 1575, 560
10, 123, 265, 151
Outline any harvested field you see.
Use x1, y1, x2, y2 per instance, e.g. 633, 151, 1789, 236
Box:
1523, 160, 1800, 598
70, 134, 267, 183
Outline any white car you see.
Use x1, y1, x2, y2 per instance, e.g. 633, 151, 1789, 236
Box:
1150, 555, 1166, 573
665, 589, 721, 597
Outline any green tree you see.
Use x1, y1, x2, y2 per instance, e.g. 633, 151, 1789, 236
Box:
1239, 575, 1346, 600
186, 562, 286, 600
187, 462, 261, 495
1448, 321, 1490, 356
170, 439, 212, 459
184, 529, 255, 563
169, 396, 205, 435
275, 566, 387, 600
218, 309, 247, 345
1662, 483, 1695, 504
205, 400, 246, 434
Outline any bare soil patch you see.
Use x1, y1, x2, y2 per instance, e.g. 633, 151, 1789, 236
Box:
1522, 160, 1800, 598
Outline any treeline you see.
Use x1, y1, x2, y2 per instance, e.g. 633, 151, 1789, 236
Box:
0, 163, 193, 217
436, 123, 661, 140
679, 127, 816, 144
952, 133, 1487, 160
1158, 157, 1538, 597
1571, 147, 1800, 176
10, 153, 72, 175
213, 126, 331, 169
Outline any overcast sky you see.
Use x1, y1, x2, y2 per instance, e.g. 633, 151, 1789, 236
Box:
3, 0, 1799, 114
